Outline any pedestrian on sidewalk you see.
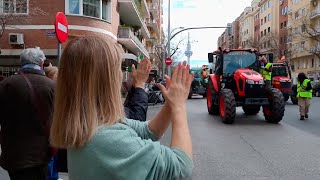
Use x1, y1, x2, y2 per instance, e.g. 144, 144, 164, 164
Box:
50, 36, 194, 180
297, 72, 313, 120
0, 48, 55, 180
43, 61, 60, 180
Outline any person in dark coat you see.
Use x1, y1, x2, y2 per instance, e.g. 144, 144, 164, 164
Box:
0, 48, 55, 180
124, 59, 151, 122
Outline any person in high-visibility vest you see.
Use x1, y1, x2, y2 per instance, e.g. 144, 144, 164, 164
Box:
260, 56, 272, 88
297, 72, 313, 120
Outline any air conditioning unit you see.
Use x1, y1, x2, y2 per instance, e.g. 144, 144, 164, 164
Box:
9, 33, 24, 45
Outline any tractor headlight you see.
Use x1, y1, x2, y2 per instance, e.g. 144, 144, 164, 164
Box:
246, 79, 255, 84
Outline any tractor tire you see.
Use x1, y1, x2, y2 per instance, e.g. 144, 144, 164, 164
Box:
242, 106, 260, 115
207, 80, 219, 115
202, 93, 207, 98
188, 87, 192, 99
291, 96, 298, 104
263, 88, 285, 123
219, 89, 236, 124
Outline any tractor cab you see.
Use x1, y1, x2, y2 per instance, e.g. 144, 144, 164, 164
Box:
206, 47, 285, 124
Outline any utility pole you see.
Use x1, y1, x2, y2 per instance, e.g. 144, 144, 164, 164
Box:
185, 32, 193, 65
167, 0, 171, 77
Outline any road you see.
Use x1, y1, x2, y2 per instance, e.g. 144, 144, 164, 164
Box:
147, 96, 320, 180
1, 97, 319, 180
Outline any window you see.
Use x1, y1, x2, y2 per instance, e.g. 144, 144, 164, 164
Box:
312, 58, 314, 68
261, 31, 263, 37
66, 0, 112, 22
264, 3, 267, 10
1, 0, 28, 14
301, 41, 305, 49
293, 0, 299, 4
284, 21, 287, 27
301, 24, 306, 33
268, 14, 272, 21
294, 11, 299, 19
301, 8, 306, 16
268, 27, 271, 33
264, 16, 267, 23
261, 19, 263, 25
264, 29, 267, 35
281, 23, 283, 29
268, 0, 272, 8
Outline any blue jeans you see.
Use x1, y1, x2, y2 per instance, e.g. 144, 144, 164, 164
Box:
47, 156, 59, 180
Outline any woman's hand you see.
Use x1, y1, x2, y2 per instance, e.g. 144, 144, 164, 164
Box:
131, 59, 152, 89
158, 61, 194, 112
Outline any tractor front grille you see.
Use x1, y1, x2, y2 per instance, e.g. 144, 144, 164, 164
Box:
245, 84, 265, 98
280, 82, 292, 88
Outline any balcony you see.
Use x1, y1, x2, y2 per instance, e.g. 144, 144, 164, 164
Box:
118, 27, 150, 59
118, 0, 150, 38
310, 9, 320, 19
149, 3, 159, 17
146, 18, 159, 33
287, 21, 292, 29
311, 27, 320, 36
147, 46, 157, 58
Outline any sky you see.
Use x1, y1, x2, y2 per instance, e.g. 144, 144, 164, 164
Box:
162, 0, 252, 65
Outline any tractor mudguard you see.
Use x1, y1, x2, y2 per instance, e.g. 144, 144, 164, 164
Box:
209, 74, 219, 92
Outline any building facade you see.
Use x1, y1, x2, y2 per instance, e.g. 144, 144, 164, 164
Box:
239, 7, 254, 48
0, 0, 163, 77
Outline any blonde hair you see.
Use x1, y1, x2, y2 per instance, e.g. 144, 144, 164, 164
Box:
44, 66, 58, 81
50, 36, 124, 148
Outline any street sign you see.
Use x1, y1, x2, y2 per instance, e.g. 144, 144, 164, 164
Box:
165, 57, 172, 66
55, 12, 68, 43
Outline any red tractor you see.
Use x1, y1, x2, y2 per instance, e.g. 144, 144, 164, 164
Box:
206, 48, 285, 124
271, 62, 298, 104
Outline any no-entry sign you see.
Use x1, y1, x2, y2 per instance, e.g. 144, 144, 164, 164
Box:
55, 12, 68, 43
165, 57, 172, 66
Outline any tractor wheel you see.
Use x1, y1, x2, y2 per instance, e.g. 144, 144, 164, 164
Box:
219, 89, 236, 124
242, 106, 260, 115
188, 87, 192, 99
263, 88, 285, 123
202, 93, 207, 98
291, 96, 298, 104
207, 80, 219, 115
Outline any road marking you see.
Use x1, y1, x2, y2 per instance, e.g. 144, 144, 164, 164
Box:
58, 22, 67, 33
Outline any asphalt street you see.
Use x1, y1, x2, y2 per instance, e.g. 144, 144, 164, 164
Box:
1, 97, 319, 180
148, 96, 320, 180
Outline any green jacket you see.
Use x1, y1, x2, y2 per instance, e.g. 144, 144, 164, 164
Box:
262, 63, 272, 81
68, 119, 193, 180
297, 79, 312, 98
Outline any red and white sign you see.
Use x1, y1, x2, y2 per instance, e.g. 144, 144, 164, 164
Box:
165, 57, 172, 66
55, 12, 69, 43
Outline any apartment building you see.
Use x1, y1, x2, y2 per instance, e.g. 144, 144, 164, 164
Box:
239, 7, 253, 48
279, 0, 289, 55
0, 0, 163, 76
306, 0, 320, 79
259, 0, 280, 55
287, 0, 319, 78
229, 18, 240, 49
217, 30, 230, 49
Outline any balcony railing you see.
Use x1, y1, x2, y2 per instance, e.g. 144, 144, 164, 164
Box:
118, 27, 146, 51
310, 9, 320, 19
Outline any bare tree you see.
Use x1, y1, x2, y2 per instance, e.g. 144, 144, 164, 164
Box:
0, 1, 48, 40
292, 13, 320, 60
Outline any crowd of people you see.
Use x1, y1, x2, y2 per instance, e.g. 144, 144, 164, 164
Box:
0, 35, 194, 180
